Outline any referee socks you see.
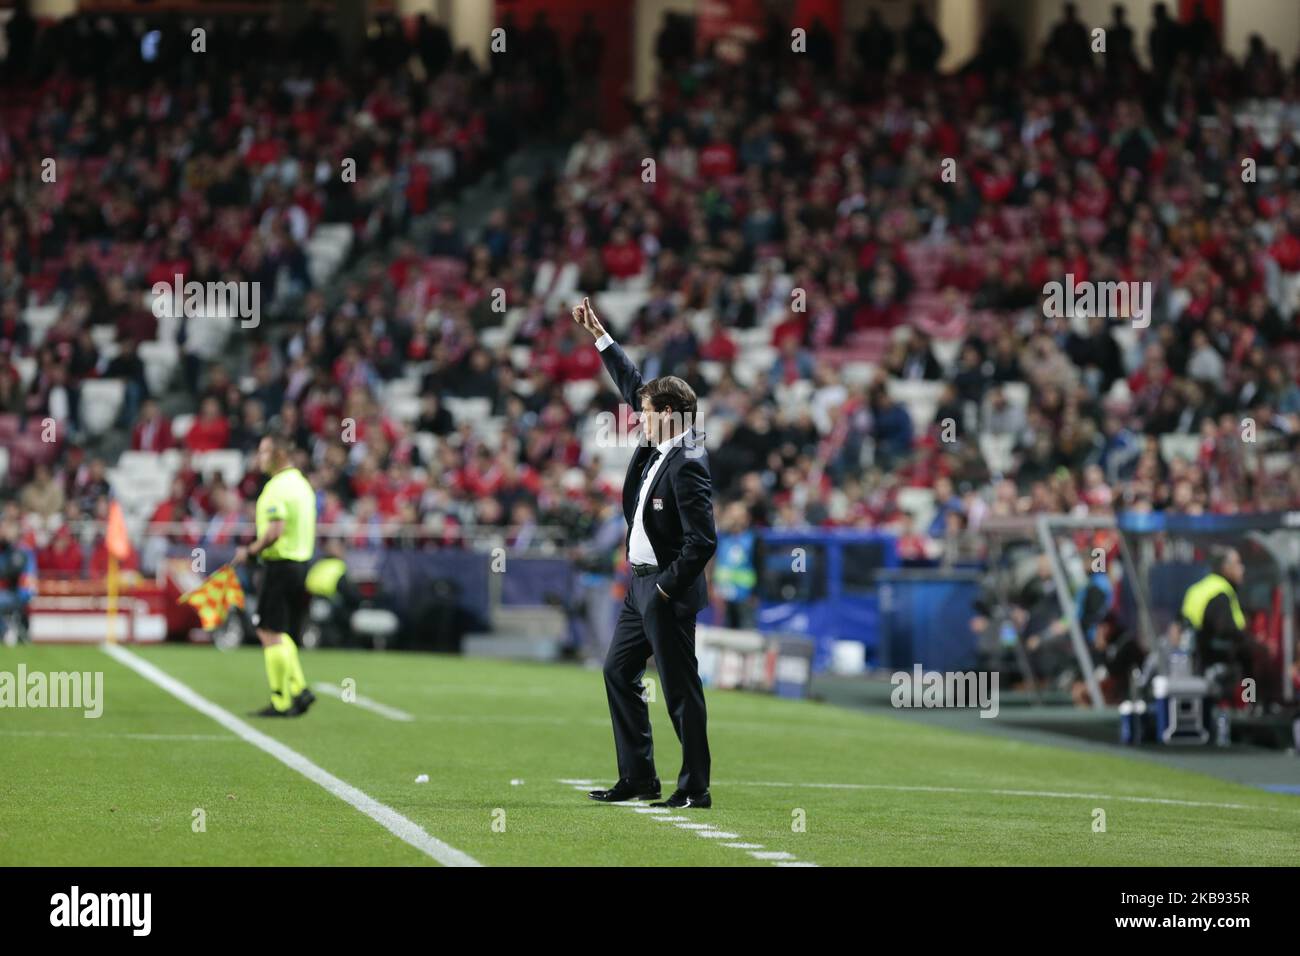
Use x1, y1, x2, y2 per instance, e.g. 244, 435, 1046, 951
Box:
263, 641, 291, 713
281, 635, 307, 699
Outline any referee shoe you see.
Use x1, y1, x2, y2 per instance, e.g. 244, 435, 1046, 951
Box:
287, 687, 317, 717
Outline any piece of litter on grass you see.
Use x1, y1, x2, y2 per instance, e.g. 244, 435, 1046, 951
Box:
415, 774, 429, 784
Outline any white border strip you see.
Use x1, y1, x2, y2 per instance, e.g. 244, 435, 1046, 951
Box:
563, 774, 1298, 814
716, 780, 1299, 813
314, 682, 415, 722
0, 729, 235, 742
103, 645, 481, 867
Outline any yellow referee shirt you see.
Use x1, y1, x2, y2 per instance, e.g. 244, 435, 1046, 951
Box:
255, 467, 317, 562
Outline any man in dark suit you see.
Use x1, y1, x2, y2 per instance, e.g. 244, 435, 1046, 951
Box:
572, 297, 718, 809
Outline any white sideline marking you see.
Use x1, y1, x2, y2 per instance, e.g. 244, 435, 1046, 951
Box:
0, 730, 235, 742
562, 778, 816, 866
314, 682, 414, 722
562, 774, 1295, 814
104, 645, 481, 867
718, 780, 1297, 813
559, 778, 594, 786
775, 861, 819, 867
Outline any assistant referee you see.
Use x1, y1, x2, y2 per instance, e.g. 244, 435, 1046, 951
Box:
235, 433, 318, 718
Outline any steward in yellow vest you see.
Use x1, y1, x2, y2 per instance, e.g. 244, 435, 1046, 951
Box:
1180, 547, 1251, 676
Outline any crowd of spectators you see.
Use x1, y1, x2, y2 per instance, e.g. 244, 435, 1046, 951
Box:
4, 6, 1300, 585
0, 9, 586, 572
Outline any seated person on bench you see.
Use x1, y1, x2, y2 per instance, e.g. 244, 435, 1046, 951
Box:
1180, 546, 1254, 704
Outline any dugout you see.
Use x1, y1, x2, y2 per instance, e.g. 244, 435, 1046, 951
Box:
754, 529, 899, 671
1113, 511, 1296, 708
983, 514, 1298, 712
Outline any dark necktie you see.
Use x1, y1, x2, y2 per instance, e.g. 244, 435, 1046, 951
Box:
639, 449, 661, 487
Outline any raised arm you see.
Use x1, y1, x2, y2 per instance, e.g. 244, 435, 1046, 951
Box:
572, 296, 644, 409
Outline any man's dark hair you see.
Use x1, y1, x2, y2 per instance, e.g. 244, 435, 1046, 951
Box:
639, 376, 697, 419
1208, 545, 1235, 577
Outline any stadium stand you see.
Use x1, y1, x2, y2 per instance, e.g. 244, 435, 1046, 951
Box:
2, 6, 1300, 601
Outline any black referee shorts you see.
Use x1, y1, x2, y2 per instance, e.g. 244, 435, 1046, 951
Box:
255, 559, 309, 639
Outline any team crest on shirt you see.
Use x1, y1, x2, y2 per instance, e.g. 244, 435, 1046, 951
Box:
652, 498, 664, 510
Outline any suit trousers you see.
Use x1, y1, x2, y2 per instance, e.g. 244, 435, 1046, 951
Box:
603, 573, 711, 793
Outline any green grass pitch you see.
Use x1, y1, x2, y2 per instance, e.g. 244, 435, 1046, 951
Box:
1, 643, 1297, 866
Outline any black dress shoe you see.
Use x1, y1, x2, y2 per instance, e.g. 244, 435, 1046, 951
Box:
650, 789, 711, 809
588, 778, 662, 802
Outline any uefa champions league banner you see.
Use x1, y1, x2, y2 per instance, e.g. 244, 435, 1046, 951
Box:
1117, 511, 1300, 533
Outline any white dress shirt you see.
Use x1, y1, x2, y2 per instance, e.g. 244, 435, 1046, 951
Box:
628, 430, 685, 567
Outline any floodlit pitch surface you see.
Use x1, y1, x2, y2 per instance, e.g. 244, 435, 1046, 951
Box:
2, 644, 1297, 866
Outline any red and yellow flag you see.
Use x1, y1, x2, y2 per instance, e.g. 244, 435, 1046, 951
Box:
178, 565, 245, 631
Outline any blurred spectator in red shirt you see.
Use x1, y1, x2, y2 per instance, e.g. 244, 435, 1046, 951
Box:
132, 399, 175, 452
185, 397, 231, 452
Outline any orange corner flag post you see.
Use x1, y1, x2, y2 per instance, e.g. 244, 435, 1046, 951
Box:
179, 566, 246, 632
105, 501, 132, 645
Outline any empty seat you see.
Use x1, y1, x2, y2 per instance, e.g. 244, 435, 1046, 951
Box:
1001, 382, 1030, 411
109, 466, 171, 506
444, 397, 491, 422
697, 361, 725, 385
14, 356, 36, 390
386, 394, 422, 424
172, 413, 195, 440
839, 361, 878, 388
563, 379, 599, 413
979, 434, 1016, 475
307, 224, 354, 285
775, 379, 814, 411
138, 340, 179, 396
586, 290, 647, 335
79, 379, 125, 435
22, 304, 60, 345
117, 450, 169, 477
90, 325, 117, 351
508, 346, 532, 370
384, 378, 420, 402
1159, 433, 1202, 465
887, 379, 946, 430
191, 449, 245, 486
896, 486, 937, 532
413, 432, 440, 466
931, 338, 962, 372
479, 325, 510, 350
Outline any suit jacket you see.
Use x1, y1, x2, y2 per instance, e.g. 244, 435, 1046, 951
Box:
599, 338, 717, 612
